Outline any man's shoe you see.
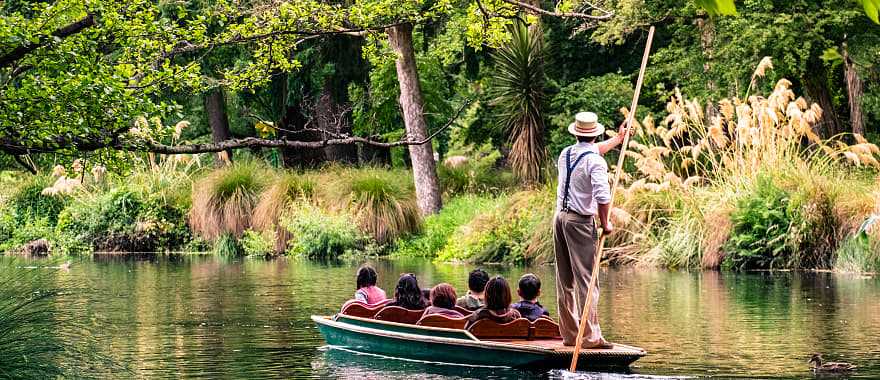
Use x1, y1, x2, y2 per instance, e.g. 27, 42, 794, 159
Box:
582, 340, 614, 349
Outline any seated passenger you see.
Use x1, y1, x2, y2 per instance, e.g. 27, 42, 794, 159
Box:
468, 276, 521, 324
387, 273, 427, 310
354, 264, 387, 305
421, 288, 432, 305
511, 273, 550, 321
456, 268, 489, 311
422, 283, 464, 318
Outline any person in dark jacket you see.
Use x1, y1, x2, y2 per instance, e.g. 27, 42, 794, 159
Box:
468, 276, 521, 326
511, 273, 550, 321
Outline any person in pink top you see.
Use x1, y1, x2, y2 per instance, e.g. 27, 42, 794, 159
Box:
354, 264, 387, 305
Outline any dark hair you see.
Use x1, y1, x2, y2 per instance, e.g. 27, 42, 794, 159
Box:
356, 264, 378, 290
422, 288, 431, 304
518, 273, 541, 300
392, 273, 427, 310
430, 283, 458, 309
467, 269, 490, 293
484, 276, 512, 311
576, 135, 599, 143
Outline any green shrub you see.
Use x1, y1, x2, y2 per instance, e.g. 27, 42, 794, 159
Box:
438, 144, 514, 195
834, 232, 880, 273
437, 189, 554, 265
283, 204, 366, 259
7, 175, 68, 225
723, 176, 792, 270
50, 183, 192, 254
213, 233, 242, 257
394, 195, 498, 257
241, 229, 277, 256
0, 175, 68, 252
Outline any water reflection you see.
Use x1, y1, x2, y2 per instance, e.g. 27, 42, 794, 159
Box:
2, 255, 878, 379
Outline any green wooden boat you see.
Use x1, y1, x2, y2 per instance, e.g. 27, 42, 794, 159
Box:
312, 314, 646, 370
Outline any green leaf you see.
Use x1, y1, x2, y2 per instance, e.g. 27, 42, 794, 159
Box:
695, 0, 737, 16
820, 47, 843, 64
856, 0, 880, 23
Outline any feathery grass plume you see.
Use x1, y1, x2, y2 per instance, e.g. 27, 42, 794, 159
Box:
329, 168, 421, 245
252, 172, 316, 253
190, 161, 269, 243
490, 18, 547, 185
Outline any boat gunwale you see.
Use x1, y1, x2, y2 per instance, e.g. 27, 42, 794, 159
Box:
312, 314, 646, 358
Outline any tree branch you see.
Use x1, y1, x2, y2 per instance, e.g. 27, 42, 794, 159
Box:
0, 13, 96, 68
499, 0, 613, 19
12, 154, 37, 174
0, 99, 473, 156
139, 98, 471, 154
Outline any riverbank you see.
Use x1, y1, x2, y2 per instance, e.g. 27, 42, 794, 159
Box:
1, 160, 877, 272
2, 82, 879, 272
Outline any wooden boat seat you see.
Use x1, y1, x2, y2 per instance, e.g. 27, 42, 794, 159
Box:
339, 300, 385, 319
530, 317, 562, 339
468, 318, 531, 339
416, 314, 468, 329
374, 306, 424, 324
453, 305, 474, 315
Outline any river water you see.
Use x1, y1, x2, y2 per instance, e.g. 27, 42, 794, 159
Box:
12, 255, 880, 379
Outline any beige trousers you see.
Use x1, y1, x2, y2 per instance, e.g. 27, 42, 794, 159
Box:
553, 210, 604, 346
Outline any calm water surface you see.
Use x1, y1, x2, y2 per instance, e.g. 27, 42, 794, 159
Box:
11, 256, 880, 379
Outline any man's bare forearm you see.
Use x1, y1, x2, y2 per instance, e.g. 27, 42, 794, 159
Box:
597, 202, 611, 232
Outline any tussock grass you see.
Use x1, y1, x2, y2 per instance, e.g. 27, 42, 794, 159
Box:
253, 172, 316, 253
190, 161, 269, 242
326, 168, 421, 245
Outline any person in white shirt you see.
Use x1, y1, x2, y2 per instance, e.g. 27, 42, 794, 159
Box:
553, 111, 625, 349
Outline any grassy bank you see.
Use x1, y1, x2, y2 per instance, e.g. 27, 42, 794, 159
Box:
0, 79, 878, 272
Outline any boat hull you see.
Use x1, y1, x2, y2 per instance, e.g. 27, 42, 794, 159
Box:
312, 315, 645, 370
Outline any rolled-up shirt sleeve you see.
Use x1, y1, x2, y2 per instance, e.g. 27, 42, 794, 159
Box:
588, 157, 612, 205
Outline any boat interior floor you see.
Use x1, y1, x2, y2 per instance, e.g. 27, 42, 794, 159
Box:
489, 339, 641, 353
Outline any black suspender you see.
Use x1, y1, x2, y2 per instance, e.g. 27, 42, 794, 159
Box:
562, 146, 594, 211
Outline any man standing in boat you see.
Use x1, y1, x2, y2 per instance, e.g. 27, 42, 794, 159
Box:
554, 111, 624, 349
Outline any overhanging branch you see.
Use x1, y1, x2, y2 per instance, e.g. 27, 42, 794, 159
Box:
0, 13, 96, 68
499, 0, 613, 19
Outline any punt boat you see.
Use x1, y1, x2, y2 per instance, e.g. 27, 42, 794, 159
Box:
312, 312, 646, 370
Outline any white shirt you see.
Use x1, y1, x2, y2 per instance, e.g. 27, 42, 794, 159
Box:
555, 142, 611, 216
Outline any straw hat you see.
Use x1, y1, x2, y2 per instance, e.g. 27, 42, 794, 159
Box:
568, 112, 605, 137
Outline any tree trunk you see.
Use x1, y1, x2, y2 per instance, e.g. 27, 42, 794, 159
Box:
802, 61, 842, 138
205, 88, 233, 165
843, 45, 865, 136
387, 23, 442, 215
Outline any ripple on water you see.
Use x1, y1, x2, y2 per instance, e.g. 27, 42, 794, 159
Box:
6, 255, 878, 379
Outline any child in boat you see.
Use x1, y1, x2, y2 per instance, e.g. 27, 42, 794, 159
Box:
468, 276, 521, 325
422, 283, 464, 318
354, 264, 387, 305
456, 268, 489, 311
387, 273, 427, 310
511, 273, 550, 321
